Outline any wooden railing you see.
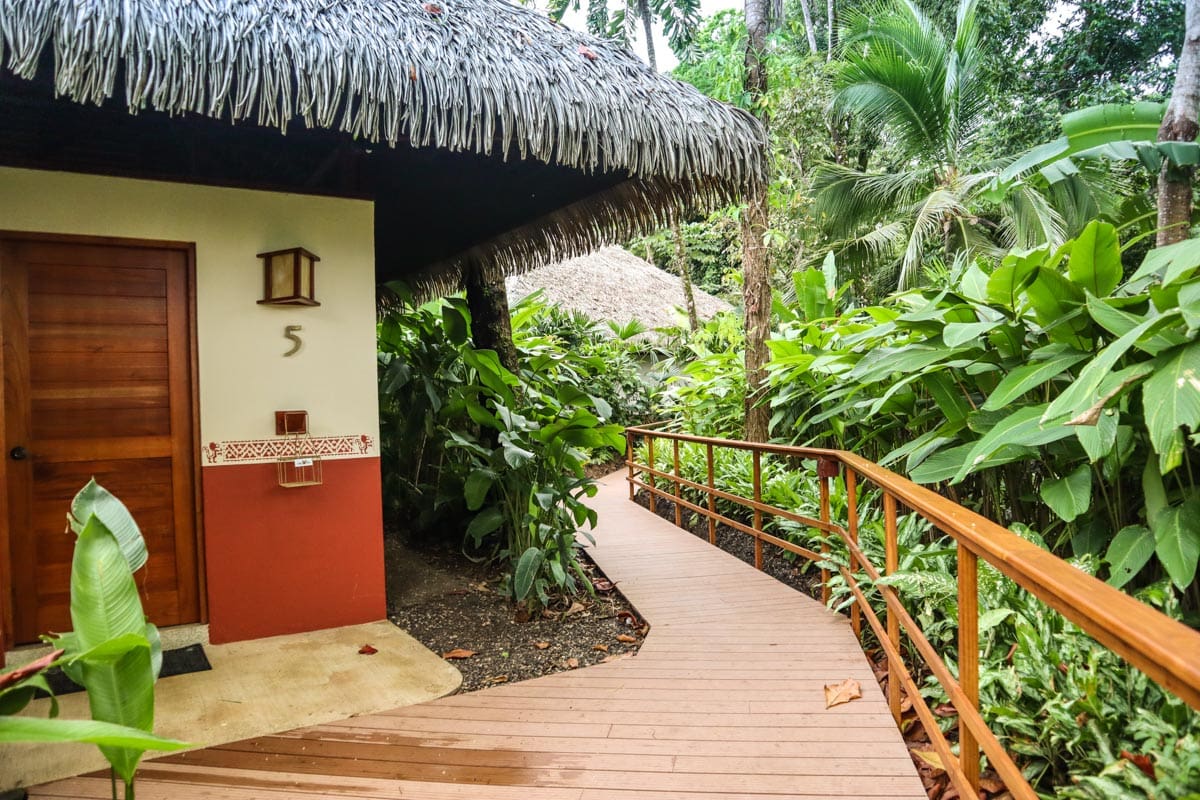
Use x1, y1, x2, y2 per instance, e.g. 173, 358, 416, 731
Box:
624, 424, 1200, 800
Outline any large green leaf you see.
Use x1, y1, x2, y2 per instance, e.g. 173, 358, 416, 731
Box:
1153, 498, 1200, 589
1025, 268, 1087, 346
513, 547, 544, 602
982, 347, 1088, 411
463, 470, 494, 511
1043, 312, 1176, 425
70, 481, 147, 574
1076, 409, 1119, 462
943, 320, 1001, 348
1130, 237, 1200, 287
0, 716, 187, 749
65, 514, 159, 788
1105, 525, 1155, 588
69, 516, 148, 652
911, 441, 1037, 485
1143, 343, 1200, 473
952, 404, 1074, 484
1039, 464, 1092, 523
1067, 221, 1122, 297
1060, 102, 1165, 152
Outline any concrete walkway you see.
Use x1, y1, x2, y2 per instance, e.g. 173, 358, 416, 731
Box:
30, 472, 925, 799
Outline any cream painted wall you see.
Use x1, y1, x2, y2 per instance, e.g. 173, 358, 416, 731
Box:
0, 166, 380, 456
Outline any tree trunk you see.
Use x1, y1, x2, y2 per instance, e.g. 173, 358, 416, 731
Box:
742, 0, 772, 443
798, 0, 818, 54
672, 218, 700, 331
638, 0, 657, 71
826, 0, 836, 60
1158, 0, 1200, 246
464, 262, 519, 373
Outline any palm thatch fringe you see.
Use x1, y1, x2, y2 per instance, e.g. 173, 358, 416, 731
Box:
0, 0, 766, 189
401, 173, 718, 299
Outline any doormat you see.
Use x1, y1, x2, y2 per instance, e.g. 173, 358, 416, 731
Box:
39, 643, 212, 697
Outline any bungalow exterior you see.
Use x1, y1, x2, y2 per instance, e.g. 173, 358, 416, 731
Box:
0, 0, 764, 655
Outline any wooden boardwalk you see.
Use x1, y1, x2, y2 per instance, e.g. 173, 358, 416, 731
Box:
31, 473, 925, 799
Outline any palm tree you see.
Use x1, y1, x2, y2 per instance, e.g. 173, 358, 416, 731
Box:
814, 0, 1064, 290
547, 0, 701, 70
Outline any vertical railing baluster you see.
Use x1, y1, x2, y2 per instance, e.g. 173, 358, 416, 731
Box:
673, 439, 682, 528
706, 443, 717, 545
959, 543, 980, 792
846, 468, 861, 638
626, 432, 635, 500
818, 465, 831, 606
752, 450, 763, 570
884, 491, 902, 723
647, 436, 657, 515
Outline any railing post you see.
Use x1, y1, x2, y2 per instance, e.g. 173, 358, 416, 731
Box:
846, 467, 861, 638
959, 543, 980, 793
673, 439, 682, 528
626, 432, 634, 500
752, 450, 763, 570
706, 443, 717, 545
884, 491, 902, 724
647, 436, 657, 515
817, 458, 836, 606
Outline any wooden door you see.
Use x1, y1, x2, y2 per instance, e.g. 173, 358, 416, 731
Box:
0, 235, 202, 647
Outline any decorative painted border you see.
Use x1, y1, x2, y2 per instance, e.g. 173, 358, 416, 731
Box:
203, 434, 375, 465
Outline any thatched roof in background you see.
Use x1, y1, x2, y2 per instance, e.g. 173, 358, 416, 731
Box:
507, 246, 732, 332
0, 0, 767, 297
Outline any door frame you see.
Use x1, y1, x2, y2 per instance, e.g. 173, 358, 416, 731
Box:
0, 231, 206, 660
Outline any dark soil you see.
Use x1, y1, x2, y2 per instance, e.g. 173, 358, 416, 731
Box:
632, 491, 826, 601
385, 533, 644, 693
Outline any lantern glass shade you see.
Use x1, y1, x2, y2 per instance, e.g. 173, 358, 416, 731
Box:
257, 247, 320, 306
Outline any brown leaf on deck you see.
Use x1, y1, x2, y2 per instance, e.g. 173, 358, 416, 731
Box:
358, 644, 378, 655
823, 678, 862, 709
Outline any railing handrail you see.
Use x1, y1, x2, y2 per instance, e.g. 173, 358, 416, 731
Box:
624, 424, 1200, 798
624, 424, 1200, 711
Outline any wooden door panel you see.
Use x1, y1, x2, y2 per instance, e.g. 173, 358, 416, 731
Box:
2, 236, 200, 645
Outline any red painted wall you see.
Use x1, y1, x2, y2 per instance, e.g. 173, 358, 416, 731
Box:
201, 457, 386, 643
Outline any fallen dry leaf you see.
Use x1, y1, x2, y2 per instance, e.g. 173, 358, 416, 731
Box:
578, 44, 598, 60
1120, 750, 1156, 780
638, 623, 650, 636
485, 675, 509, 685
592, 578, 614, 592
563, 601, 587, 619
601, 652, 633, 663
911, 749, 946, 773
563, 657, 580, 669
616, 634, 637, 644
823, 678, 862, 709
409, 64, 418, 82
617, 610, 639, 627
592, 644, 609, 652
533, 641, 550, 650
933, 703, 958, 717
979, 774, 1006, 793
441, 648, 476, 660
358, 644, 378, 655
422, 2, 443, 14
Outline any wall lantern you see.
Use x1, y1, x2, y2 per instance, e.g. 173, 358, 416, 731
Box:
257, 247, 320, 306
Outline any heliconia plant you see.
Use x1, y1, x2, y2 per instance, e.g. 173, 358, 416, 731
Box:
0, 481, 188, 799
765, 220, 1200, 599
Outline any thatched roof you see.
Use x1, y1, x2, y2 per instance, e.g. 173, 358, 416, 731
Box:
0, 0, 767, 296
507, 246, 732, 332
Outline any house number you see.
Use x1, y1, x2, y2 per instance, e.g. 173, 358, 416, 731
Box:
283, 325, 303, 357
